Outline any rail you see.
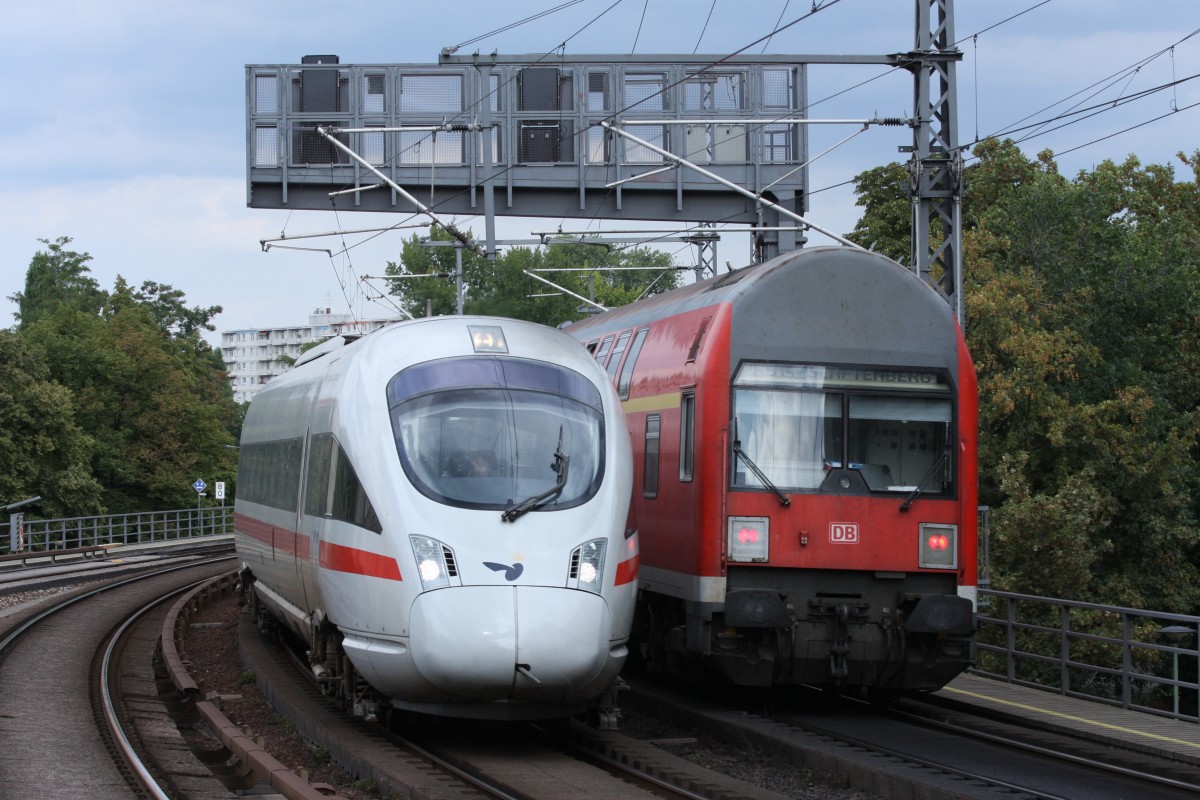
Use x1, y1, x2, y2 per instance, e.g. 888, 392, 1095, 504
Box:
974, 589, 1199, 724
4, 507, 233, 555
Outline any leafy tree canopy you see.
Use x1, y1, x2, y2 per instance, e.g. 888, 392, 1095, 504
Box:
8, 236, 105, 328
12, 240, 239, 513
0, 330, 103, 518
852, 140, 1200, 612
385, 225, 682, 325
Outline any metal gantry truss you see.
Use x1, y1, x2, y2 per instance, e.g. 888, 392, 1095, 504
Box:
907, 0, 964, 324
246, 1, 964, 322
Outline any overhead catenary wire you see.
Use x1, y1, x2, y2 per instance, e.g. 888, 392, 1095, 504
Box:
979, 26, 1200, 154
447, 0, 592, 52
631, 0, 650, 53
1051, 97, 1200, 159
693, 0, 718, 54
760, 0, 791, 54
783, 4, 1198, 171
969, 73, 1200, 154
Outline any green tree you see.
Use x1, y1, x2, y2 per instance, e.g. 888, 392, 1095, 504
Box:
965, 141, 1200, 610
851, 140, 1200, 612
134, 280, 223, 350
846, 161, 911, 263
477, 239, 681, 325
384, 225, 681, 324
16, 240, 240, 512
8, 236, 105, 328
0, 330, 103, 517
385, 226, 484, 317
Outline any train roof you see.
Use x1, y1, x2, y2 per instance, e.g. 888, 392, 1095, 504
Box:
242, 315, 613, 444
568, 247, 949, 335
567, 246, 963, 377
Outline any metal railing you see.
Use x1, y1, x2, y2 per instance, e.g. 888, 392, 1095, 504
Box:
4, 507, 233, 554
975, 589, 1199, 723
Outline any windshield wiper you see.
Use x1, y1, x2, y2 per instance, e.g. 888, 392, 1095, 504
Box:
732, 419, 790, 507
502, 425, 570, 523
900, 447, 951, 512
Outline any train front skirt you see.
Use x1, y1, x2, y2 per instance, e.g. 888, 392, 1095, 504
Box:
341, 586, 626, 720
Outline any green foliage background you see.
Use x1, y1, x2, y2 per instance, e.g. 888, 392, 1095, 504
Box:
4, 237, 240, 515
850, 140, 1200, 613
383, 225, 681, 323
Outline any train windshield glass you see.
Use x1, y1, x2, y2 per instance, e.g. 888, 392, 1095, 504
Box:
732, 363, 953, 495
388, 357, 604, 511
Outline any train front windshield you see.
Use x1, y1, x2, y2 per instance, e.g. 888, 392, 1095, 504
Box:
388, 356, 605, 511
731, 363, 954, 495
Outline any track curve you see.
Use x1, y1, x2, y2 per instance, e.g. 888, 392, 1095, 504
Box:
0, 558, 233, 799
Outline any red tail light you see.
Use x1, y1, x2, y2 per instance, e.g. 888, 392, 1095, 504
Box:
919, 523, 957, 569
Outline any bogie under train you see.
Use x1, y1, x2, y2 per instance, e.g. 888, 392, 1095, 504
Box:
568, 246, 977, 694
234, 316, 637, 721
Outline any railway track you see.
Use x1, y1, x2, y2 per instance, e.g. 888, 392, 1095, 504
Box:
0, 556, 235, 799
211, 590, 795, 800
890, 693, 1200, 797
624, 675, 1200, 800
8, 556, 1193, 800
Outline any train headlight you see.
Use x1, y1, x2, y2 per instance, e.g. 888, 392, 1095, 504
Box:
410, 535, 454, 590
570, 538, 607, 593
728, 516, 769, 562
919, 523, 957, 569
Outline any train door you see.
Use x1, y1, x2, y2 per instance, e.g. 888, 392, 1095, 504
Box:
296, 429, 335, 619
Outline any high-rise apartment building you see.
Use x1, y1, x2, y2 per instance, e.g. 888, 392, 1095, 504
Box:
221, 307, 404, 403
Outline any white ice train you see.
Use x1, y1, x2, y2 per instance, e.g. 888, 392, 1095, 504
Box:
234, 316, 638, 722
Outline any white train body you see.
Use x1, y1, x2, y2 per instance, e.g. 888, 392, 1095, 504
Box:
234, 317, 637, 720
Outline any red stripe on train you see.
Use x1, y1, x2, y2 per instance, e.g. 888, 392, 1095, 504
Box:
319, 540, 403, 581
234, 513, 310, 560
235, 513, 273, 544
614, 553, 639, 586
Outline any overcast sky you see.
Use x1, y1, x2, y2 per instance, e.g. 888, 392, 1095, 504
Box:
2, 1, 1196, 346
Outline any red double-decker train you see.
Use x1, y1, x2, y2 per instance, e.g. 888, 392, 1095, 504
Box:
568, 246, 977, 696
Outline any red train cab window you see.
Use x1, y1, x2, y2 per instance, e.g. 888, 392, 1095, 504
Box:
730, 363, 954, 496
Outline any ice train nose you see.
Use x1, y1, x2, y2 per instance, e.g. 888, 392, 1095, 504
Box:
408, 586, 611, 699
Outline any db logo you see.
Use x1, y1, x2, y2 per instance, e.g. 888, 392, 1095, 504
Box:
830, 522, 860, 544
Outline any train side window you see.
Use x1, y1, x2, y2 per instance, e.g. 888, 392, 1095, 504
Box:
303, 433, 334, 516
617, 327, 649, 400
605, 330, 632, 381
594, 334, 615, 365
644, 414, 660, 498
679, 391, 695, 481
238, 438, 303, 511
585, 339, 599, 355
331, 443, 382, 533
